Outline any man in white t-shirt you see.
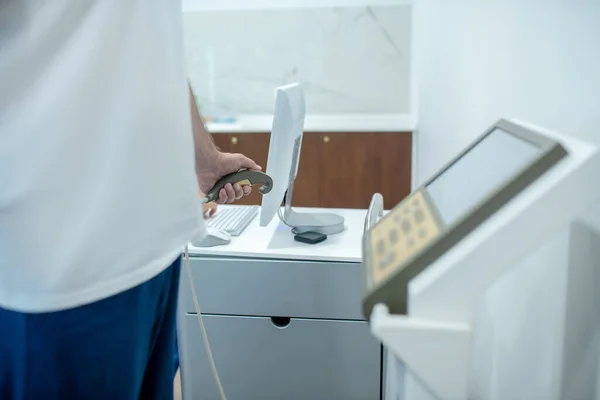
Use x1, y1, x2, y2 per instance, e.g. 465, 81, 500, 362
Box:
0, 2, 259, 399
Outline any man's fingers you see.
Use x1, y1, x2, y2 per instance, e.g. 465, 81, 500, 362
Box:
232, 183, 244, 200
203, 202, 217, 218
211, 153, 260, 204
224, 183, 236, 203
216, 183, 251, 204
217, 188, 227, 204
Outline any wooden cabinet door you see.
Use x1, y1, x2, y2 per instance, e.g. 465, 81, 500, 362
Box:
314, 132, 412, 210
215, 132, 322, 207
209, 132, 412, 210
288, 132, 321, 207
226, 133, 271, 205
212, 133, 231, 153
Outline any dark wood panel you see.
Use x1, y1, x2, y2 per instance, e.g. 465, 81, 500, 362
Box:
375, 132, 413, 209
212, 134, 231, 153
315, 132, 412, 210
227, 133, 270, 205
209, 132, 413, 210
212, 133, 322, 207
289, 133, 321, 207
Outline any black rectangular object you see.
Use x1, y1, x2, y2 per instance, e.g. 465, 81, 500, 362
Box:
294, 231, 327, 245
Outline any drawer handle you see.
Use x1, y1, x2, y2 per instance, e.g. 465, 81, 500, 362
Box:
270, 316, 291, 329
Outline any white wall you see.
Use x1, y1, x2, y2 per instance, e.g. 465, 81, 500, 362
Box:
183, 0, 410, 11
184, 5, 411, 116
413, 0, 600, 399
415, 0, 600, 184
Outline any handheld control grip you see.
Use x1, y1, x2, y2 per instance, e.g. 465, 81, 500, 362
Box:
203, 170, 273, 203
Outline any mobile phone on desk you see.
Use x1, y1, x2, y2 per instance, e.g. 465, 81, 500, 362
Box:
294, 231, 327, 245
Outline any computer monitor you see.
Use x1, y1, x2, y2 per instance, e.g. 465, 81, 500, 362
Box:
259, 83, 344, 235
362, 119, 568, 319
259, 83, 305, 227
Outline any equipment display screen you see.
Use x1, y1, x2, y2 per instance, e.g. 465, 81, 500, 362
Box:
362, 119, 568, 320
426, 128, 541, 226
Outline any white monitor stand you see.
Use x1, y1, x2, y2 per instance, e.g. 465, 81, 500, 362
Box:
362, 119, 600, 399
282, 189, 345, 235
260, 83, 344, 235
279, 134, 344, 235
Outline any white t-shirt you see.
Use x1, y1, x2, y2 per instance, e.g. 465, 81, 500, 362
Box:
0, 1, 205, 312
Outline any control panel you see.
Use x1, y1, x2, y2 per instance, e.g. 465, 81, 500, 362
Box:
367, 191, 442, 288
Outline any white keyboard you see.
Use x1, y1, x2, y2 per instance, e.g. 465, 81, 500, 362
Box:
205, 205, 259, 237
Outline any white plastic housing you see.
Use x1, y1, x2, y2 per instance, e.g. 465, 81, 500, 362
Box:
371, 120, 600, 399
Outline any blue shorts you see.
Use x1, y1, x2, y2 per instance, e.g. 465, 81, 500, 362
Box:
0, 257, 181, 400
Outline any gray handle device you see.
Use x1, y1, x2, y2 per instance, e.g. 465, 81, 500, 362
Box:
202, 170, 273, 203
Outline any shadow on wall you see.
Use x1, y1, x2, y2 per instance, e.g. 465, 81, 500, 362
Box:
469, 210, 600, 400
561, 220, 600, 399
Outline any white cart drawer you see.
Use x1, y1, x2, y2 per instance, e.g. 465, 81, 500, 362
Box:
179, 314, 380, 400
180, 256, 365, 320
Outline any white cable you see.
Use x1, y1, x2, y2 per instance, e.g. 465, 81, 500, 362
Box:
183, 246, 228, 400
277, 206, 297, 234
277, 191, 299, 234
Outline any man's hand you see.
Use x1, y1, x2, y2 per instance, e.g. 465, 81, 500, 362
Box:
196, 152, 262, 204
188, 84, 261, 204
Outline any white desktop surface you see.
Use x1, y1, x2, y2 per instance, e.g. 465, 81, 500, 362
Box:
188, 206, 366, 263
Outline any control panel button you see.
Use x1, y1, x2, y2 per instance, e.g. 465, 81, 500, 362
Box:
366, 190, 442, 288
389, 229, 398, 244
401, 220, 412, 233
377, 239, 386, 255
378, 252, 395, 271
414, 209, 425, 223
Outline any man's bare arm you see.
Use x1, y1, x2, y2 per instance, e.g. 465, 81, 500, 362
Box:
189, 85, 219, 173
189, 83, 260, 202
